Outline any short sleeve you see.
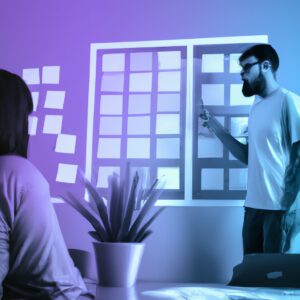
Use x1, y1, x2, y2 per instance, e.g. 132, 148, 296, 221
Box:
284, 92, 300, 145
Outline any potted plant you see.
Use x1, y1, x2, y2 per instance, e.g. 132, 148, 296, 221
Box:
61, 169, 166, 287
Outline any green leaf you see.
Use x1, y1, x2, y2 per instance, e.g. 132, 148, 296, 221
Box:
60, 192, 108, 242
109, 173, 121, 239
132, 208, 165, 242
84, 179, 113, 240
126, 178, 165, 242
88, 231, 102, 242
117, 172, 139, 242
136, 230, 152, 243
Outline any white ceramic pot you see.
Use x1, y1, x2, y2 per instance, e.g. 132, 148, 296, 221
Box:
93, 242, 145, 287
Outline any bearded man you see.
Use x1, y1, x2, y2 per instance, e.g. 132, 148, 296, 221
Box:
200, 44, 300, 255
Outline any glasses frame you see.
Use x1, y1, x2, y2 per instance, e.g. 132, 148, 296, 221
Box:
240, 61, 260, 73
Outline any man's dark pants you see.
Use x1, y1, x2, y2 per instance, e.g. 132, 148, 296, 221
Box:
242, 207, 296, 255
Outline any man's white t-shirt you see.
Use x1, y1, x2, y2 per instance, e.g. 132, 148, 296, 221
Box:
245, 87, 300, 210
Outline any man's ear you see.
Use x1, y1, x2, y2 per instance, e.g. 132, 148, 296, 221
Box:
262, 60, 271, 71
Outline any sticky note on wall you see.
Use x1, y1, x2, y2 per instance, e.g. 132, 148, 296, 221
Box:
22, 68, 40, 85
55, 134, 77, 154
44, 91, 65, 109
56, 163, 78, 184
42, 66, 60, 84
43, 115, 63, 134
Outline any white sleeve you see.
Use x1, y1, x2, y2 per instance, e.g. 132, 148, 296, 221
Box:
285, 92, 300, 145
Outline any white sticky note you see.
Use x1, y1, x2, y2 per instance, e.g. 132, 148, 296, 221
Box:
55, 134, 77, 154
157, 93, 180, 112
127, 138, 150, 159
99, 117, 122, 135
229, 168, 248, 190
158, 51, 181, 70
100, 95, 123, 115
130, 52, 152, 71
129, 73, 152, 92
31, 92, 39, 111
97, 166, 120, 188
198, 137, 223, 158
42, 66, 60, 84
44, 91, 65, 109
230, 84, 255, 106
28, 116, 38, 135
102, 53, 125, 72
157, 167, 180, 189
230, 53, 242, 73
43, 115, 63, 134
127, 116, 150, 135
101, 73, 124, 92
230, 117, 248, 138
158, 71, 181, 92
97, 138, 121, 159
128, 94, 151, 114
201, 168, 224, 190
156, 138, 180, 159
156, 114, 180, 134
201, 84, 224, 106
202, 54, 224, 73
56, 163, 78, 184
22, 68, 40, 85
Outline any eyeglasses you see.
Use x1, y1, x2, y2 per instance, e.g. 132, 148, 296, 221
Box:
240, 61, 260, 73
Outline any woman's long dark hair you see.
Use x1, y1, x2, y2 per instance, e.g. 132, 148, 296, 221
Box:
0, 69, 33, 158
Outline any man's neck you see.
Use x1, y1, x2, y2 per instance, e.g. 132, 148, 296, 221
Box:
260, 79, 280, 98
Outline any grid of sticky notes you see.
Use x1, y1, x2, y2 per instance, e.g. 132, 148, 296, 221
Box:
197, 52, 250, 193
96, 50, 183, 193
22, 66, 78, 185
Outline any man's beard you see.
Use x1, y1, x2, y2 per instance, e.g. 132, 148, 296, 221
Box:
242, 70, 266, 97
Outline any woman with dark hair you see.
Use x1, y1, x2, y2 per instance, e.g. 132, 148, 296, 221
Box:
0, 70, 93, 299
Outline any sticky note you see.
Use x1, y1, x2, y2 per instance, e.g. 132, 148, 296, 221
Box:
100, 95, 123, 115
28, 116, 38, 135
56, 163, 78, 184
201, 168, 224, 190
97, 138, 121, 159
202, 54, 224, 73
157, 167, 180, 189
157, 93, 180, 112
102, 53, 125, 72
55, 134, 77, 154
156, 114, 180, 134
31, 92, 39, 111
156, 138, 180, 159
130, 52, 152, 71
97, 166, 120, 188
99, 117, 122, 135
230, 117, 248, 138
129, 73, 152, 92
42, 66, 60, 84
158, 51, 181, 70
22, 68, 40, 85
229, 168, 248, 190
158, 71, 181, 92
229, 53, 242, 73
101, 73, 124, 92
128, 94, 151, 114
198, 137, 223, 158
44, 91, 65, 109
127, 116, 150, 135
127, 138, 150, 159
43, 115, 63, 134
201, 84, 224, 106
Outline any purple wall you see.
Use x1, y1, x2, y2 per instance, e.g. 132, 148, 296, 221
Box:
1, 0, 300, 282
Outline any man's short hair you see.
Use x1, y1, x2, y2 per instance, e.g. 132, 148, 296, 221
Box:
239, 44, 279, 73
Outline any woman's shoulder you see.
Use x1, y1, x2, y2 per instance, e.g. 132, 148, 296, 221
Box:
0, 155, 48, 189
